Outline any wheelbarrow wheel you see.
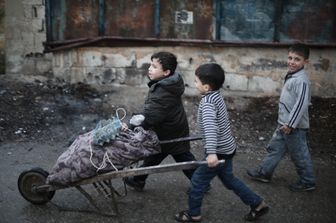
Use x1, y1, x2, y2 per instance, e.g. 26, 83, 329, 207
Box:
18, 167, 55, 205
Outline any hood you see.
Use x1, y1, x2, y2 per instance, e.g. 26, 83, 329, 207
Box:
149, 72, 185, 96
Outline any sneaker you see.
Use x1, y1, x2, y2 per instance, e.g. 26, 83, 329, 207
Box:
124, 176, 145, 191
289, 181, 316, 192
244, 205, 270, 221
247, 169, 271, 183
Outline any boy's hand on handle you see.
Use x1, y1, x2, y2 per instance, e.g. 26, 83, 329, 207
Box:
121, 122, 128, 131
280, 124, 292, 134
207, 154, 219, 167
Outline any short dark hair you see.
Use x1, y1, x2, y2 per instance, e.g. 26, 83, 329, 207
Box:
289, 43, 310, 59
151, 52, 178, 75
195, 63, 225, 91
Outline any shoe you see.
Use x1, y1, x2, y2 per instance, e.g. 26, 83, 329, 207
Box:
247, 169, 271, 183
244, 205, 269, 221
175, 210, 202, 222
124, 176, 145, 191
289, 181, 316, 192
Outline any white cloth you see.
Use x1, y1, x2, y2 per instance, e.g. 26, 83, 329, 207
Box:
130, 114, 145, 126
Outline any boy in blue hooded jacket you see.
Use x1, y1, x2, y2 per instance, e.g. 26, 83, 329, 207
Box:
247, 43, 316, 192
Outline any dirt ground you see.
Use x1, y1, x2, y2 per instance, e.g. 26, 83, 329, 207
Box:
0, 75, 336, 223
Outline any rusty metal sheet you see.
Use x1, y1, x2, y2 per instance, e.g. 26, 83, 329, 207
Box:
160, 0, 213, 39
280, 0, 336, 43
45, 0, 336, 49
64, 0, 100, 40
47, 0, 100, 41
105, 0, 155, 37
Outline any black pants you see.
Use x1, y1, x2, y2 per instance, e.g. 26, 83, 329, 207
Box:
134, 151, 196, 182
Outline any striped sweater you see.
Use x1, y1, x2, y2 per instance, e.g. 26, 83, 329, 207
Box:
197, 90, 236, 156
278, 69, 311, 129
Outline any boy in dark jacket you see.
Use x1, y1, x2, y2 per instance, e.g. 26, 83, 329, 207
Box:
124, 51, 196, 190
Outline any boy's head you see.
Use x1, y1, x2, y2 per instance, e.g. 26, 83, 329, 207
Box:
287, 43, 310, 73
194, 63, 225, 94
148, 52, 177, 81
289, 43, 310, 60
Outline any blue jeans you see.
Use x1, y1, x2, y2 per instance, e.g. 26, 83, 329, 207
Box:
259, 126, 315, 185
189, 158, 262, 216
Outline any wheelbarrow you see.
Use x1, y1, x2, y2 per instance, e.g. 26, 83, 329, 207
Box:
18, 136, 225, 216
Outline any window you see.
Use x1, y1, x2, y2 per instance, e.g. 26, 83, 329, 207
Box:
216, 0, 336, 44
216, 0, 275, 41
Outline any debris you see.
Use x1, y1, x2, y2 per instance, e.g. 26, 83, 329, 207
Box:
0, 77, 335, 158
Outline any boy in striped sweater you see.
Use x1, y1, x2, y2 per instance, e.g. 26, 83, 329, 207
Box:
175, 63, 269, 222
247, 43, 316, 192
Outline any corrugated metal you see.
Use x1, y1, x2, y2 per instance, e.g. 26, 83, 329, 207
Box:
64, 0, 99, 39
46, 0, 100, 41
45, 0, 335, 51
279, 0, 336, 43
105, 0, 155, 37
160, 0, 213, 39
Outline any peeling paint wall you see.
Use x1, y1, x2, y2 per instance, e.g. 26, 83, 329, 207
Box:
51, 46, 336, 97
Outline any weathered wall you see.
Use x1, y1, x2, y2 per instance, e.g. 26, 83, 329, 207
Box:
52, 46, 336, 97
5, 0, 336, 98
5, 0, 52, 75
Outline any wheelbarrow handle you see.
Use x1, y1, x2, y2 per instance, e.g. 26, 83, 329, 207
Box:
196, 159, 226, 165
159, 135, 202, 144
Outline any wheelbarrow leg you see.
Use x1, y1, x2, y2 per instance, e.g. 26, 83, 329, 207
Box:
105, 180, 119, 215
75, 185, 117, 216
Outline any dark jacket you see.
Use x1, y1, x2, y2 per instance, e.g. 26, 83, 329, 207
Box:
141, 72, 190, 154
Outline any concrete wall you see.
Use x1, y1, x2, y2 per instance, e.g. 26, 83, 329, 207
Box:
5, 0, 52, 75
5, 0, 336, 98
52, 46, 336, 97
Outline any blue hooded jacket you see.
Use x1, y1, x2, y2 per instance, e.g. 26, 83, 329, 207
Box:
278, 69, 311, 129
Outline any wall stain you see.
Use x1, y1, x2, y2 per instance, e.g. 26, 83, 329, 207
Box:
241, 59, 286, 71
313, 58, 330, 71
